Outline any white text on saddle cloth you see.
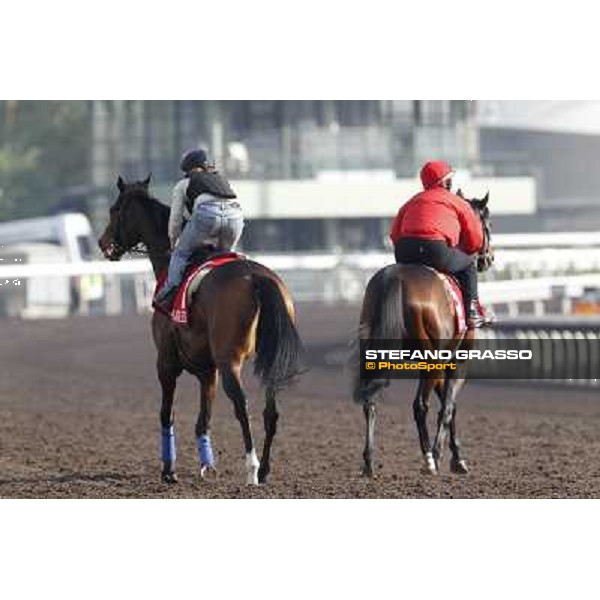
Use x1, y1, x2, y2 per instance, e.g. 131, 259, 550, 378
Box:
170, 254, 244, 325
434, 271, 466, 335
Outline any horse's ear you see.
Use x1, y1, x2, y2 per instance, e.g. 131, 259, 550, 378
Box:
117, 175, 125, 193
483, 191, 490, 205
457, 188, 464, 198
143, 172, 152, 186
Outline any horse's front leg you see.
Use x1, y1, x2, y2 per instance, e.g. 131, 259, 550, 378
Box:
158, 365, 181, 484
196, 367, 218, 480
220, 361, 259, 485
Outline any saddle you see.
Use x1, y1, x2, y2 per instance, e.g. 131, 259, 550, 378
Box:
154, 249, 245, 324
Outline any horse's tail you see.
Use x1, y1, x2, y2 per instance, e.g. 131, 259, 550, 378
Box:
370, 267, 406, 340
351, 266, 405, 403
252, 274, 305, 394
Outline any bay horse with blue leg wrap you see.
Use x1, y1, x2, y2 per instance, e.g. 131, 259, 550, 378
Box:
98, 175, 304, 485
353, 191, 494, 477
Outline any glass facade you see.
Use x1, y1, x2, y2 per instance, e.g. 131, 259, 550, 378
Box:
92, 100, 478, 187
89, 101, 478, 252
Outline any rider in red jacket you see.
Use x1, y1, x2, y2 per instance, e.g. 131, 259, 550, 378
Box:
390, 160, 493, 328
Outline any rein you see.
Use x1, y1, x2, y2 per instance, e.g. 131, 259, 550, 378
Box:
468, 198, 493, 272
121, 243, 170, 258
477, 220, 493, 271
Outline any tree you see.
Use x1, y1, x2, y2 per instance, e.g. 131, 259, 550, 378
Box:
0, 101, 92, 221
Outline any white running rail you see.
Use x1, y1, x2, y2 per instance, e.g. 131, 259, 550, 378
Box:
1, 258, 600, 312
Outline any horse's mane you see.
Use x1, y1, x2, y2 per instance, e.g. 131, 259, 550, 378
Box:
146, 194, 170, 239
124, 188, 170, 241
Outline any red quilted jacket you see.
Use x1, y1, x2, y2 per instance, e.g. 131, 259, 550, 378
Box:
390, 186, 484, 254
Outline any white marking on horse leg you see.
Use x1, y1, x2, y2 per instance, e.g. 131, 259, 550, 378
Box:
422, 451, 438, 475
245, 449, 260, 485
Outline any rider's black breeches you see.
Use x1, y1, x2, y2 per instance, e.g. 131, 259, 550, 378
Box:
393, 238, 478, 308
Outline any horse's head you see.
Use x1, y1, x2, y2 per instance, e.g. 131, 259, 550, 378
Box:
457, 188, 494, 272
98, 174, 152, 261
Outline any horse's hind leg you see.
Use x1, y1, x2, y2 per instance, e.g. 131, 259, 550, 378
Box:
196, 367, 218, 480
158, 366, 181, 484
258, 388, 278, 484
357, 378, 388, 478
446, 362, 469, 474
358, 379, 383, 478
448, 404, 468, 474
432, 371, 466, 472
220, 362, 259, 485
414, 375, 437, 475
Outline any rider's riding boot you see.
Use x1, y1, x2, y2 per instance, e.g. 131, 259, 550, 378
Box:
466, 300, 484, 329
454, 263, 494, 329
476, 299, 495, 325
153, 287, 178, 315
467, 299, 495, 329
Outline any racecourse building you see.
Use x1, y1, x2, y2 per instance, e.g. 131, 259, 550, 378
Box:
91, 101, 535, 252
478, 101, 600, 231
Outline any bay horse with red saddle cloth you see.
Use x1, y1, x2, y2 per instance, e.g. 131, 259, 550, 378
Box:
353, 192, 494, 477
98, 175, 304, 485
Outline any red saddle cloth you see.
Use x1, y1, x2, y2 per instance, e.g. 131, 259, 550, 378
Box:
154, 252, 244, 325
435, 271, 466, 335
419, 267, 465, 335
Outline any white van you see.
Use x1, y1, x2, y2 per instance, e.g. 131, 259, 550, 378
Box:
0, 213, 94, 262
0, 243, 71, 318
0, 213, 103, 317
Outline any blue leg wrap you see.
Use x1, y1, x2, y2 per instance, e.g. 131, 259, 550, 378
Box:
161, 425, 176, 463
197, 434, 215, 467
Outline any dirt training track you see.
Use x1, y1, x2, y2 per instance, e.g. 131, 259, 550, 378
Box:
1, 303, 600, 498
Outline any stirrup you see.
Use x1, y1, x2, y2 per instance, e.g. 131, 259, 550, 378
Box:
476, 300, 495, 325
467, 300, 494, 329
466, 313, 485, 329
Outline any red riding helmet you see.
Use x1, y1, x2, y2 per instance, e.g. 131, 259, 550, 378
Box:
420, 160, 454, 190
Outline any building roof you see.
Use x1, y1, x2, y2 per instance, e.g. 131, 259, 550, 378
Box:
478, 101, 600, 136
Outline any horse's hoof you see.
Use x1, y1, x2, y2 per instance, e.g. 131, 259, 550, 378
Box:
161, 472, 178, 484
450, 458, 469, 474
200, 464, 218, 481
258, 467, 270, 485
361, 464, 374, 478
421, 452, 438, 475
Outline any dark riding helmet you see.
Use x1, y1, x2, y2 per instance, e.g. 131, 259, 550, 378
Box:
180, 149, 210, 174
